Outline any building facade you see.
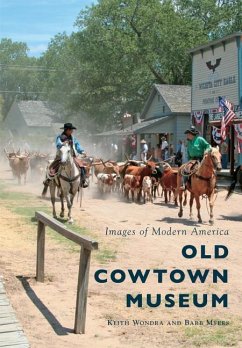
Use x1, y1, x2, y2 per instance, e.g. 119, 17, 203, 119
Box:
94, 84, 191, 161
4, 100, 62, 137
137, 84, 191, 157
190, 32, 242, 172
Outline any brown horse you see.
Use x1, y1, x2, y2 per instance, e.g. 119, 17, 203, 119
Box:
176, 147, 222, 224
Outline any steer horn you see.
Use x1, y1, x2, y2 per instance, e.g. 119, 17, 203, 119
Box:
101, 159, 107, 167
4, 148, 9, 159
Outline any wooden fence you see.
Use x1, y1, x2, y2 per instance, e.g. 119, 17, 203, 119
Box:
35, 211, 98, 334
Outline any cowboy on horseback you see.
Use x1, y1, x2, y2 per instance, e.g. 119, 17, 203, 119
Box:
57, 123, 88, 188
176, 126, 221, 224
43, 122, 88, 189
180, 126, 211, 189
185, 126, 211, 161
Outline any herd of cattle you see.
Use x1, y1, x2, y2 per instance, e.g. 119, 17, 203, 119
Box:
93, 158, 177, 204
3, 149, 179, 205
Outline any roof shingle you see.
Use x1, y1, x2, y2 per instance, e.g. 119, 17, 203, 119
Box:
154, 84, 191, 113
18, 101, 60, 127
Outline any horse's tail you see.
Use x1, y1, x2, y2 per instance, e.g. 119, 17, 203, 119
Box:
225, 166, 241, 200
41, 182, 49, 198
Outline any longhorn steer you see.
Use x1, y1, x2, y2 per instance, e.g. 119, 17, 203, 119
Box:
122, 174, 141, 202
124, 161, 157, 201
97, 173, 115, 193
8, 155, 30, 184
30, 153, 49, 180
161, 167, 187, 206
151, 166, 163, 198
142, 176, 153, 203
93, 159, 120, 178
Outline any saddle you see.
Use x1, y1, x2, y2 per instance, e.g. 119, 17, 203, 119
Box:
183, 160, 200, 176
48, 157, 86, 176
74, 157, 85, 168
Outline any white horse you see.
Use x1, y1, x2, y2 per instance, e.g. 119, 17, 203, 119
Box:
50, 142, 80, 223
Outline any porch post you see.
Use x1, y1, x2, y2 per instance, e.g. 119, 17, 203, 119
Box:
136, 134, 141, 160
230, 125, 235, 175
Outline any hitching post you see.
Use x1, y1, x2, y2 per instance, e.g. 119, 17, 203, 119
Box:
36, 220, 45, 282
74, 246, 91, 334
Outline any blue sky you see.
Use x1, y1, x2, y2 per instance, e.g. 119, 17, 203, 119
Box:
0, 0, 96, 57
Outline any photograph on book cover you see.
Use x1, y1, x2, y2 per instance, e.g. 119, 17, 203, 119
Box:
0, 1, 242, 348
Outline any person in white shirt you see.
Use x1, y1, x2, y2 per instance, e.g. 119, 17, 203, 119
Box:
140, 139, 148, 161
161, 136, 168, 160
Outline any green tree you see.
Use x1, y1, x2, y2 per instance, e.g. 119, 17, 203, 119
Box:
0, 38, 44, 117
175, 0, 242, 38
68, 0, 203, 127
41, 0, 241, 130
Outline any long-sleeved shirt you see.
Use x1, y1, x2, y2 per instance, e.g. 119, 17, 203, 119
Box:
187, 136, 211, 160
56, 134, 84, 155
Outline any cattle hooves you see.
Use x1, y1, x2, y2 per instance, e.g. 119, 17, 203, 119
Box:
198, 219, 202, 223
60, 212, 64, 218
68, 219, 74, 224
178, 212, 183, 218
209, 219, 214, 225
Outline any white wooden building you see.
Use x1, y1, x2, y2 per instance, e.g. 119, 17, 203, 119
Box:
136, 84, 191, 156
95, 84, 191, 160
190, 32, 242, 172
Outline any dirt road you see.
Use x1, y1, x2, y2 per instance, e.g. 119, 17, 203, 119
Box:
0, 166, 242, 348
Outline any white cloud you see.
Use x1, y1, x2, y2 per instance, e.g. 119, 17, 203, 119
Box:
28, 43, 48, 57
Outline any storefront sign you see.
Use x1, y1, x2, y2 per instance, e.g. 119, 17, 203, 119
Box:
209, 109, 242, 121
192, 39, 239, 110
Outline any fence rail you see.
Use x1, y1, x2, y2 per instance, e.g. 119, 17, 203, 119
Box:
35, 211, 98, 334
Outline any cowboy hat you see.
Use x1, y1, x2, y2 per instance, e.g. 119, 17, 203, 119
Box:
60, 122, 77, 130
140, 139, 146, 144
184, 125, 199, 135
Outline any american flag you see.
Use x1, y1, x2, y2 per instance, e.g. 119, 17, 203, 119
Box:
219, 96, 236, 126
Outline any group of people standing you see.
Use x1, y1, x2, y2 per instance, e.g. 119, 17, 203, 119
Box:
140, 136, 187, 165
141, 136, 171, 162
140, 126, 212, 167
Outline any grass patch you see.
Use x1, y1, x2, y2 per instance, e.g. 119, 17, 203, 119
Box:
44, 221, 90, 253
11, 206, 50, 218
0, 190, 31, 201
0, 179, 115, 264
183, 318, 242, 347
96, 248, 117, 263
46, 226, 80, 252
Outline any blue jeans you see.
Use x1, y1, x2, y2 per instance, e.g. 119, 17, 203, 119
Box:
221, 154, 228, 169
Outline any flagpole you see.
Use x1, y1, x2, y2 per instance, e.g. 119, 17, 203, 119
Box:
218, 96, 236, 175
230, 124, 234, 175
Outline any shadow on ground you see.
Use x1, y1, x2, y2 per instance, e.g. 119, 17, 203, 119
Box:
218, 214, 242, 222
156, 216, 206, 226
17, 276, 73, 335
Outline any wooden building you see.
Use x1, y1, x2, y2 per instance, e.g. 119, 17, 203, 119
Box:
95, 84, 191, 160
190, 32, 242, 173
137, 84, 191, 156
4, 100, 62, 138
